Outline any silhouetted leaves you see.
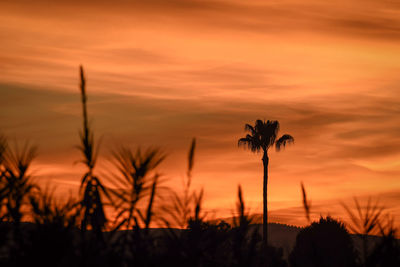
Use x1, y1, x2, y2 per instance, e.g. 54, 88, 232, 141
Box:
275, 134, 294, 151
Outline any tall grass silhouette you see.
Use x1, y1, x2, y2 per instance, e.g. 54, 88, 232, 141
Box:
300, 182, 311, 223
107, 146, 165, 265
110, 147, 165, 230
77, 66, 109, 237
1, 142, 37, 226
342, 197, 385, 266
163, 138, 200, 229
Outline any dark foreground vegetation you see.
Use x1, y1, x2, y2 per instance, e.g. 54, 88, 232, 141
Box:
0, 67, 399, 267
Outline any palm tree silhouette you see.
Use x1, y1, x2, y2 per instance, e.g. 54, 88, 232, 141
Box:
238, 119, 294, 246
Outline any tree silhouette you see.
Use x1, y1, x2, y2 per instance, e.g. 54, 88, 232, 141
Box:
238, 119, 294, 246
289, 216, 356, 267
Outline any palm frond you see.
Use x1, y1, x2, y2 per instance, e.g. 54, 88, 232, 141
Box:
275, 134, 294, 151
239, 119, 287, 153
256, 119, 279, 149
238, 136, 261, 152
244, 124, 255, 135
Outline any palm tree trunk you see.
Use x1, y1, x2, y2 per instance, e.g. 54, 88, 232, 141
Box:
262, 150, 269, 246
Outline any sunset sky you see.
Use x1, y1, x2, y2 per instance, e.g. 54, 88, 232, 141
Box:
1, 0, 400, 227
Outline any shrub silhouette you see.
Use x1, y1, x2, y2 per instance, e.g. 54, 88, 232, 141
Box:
365, 216, 400, 267
16, 189, 79, 267
289, 216, 356, 267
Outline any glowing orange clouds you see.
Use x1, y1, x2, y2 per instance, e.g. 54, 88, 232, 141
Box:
1, 0, 400, 227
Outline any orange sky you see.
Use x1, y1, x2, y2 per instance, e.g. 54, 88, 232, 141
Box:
1, 0, 400, 228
